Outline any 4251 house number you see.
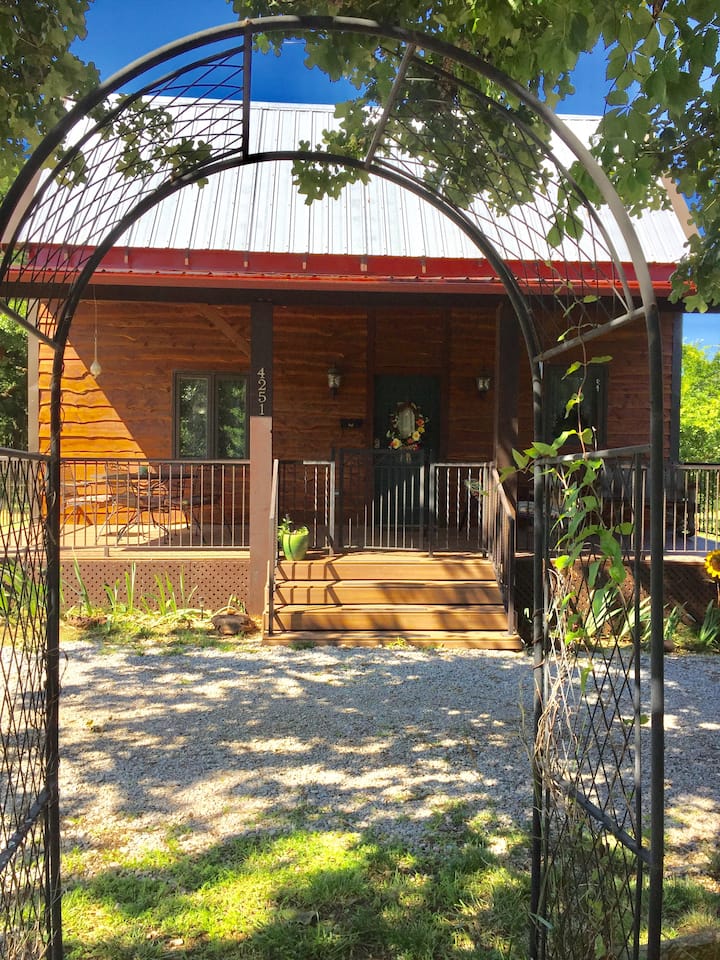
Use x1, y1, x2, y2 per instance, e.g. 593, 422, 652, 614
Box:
256, 367, 268, 415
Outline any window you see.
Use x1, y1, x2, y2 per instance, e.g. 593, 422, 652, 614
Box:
175, 373, 248, 458
543, 364, 608, 447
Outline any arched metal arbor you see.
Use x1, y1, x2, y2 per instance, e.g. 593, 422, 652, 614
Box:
0, 16, 665, 960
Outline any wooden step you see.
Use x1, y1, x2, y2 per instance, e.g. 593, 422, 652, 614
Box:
270, 603, 508, 632
273, 579, 501, 605
263, 630, 524, 651
267, 551, 520, 650
277, 554, 496, 582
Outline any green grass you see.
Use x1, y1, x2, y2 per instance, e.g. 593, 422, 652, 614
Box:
61, 819, 530, 959
61, 615, 252, 655
60, 802, 720, 959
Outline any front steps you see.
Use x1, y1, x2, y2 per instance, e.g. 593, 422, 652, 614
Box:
265, 552, 523, 650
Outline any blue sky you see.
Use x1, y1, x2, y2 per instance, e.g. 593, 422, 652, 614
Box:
72, 0, 719, 353
73, 0, 610, 112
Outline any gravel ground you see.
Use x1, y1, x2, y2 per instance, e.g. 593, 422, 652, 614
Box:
57, 641, 720, 877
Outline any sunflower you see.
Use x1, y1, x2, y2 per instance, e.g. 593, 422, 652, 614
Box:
705, 550, 720, 581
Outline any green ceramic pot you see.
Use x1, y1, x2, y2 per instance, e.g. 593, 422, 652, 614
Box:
281, 527, 310, 561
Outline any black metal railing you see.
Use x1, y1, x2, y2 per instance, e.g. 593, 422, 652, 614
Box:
428, 462, 515, 632
598, 459, 720, 555
266, 458, 280, 635
276, 460, 335, 551
428, 461, 493, 554
335, 448, 427, 550
487, 466, 517, 631
60, 456, 719, 560
59, 458, 250, 550
662, 462, 720, 552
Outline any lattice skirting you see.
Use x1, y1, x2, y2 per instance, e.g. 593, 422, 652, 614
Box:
61, 555, 251, 614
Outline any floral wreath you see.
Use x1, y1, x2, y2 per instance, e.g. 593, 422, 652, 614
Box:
387, 401, 427, 450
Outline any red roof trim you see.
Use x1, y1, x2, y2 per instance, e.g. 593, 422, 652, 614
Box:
12, 244, 677, 295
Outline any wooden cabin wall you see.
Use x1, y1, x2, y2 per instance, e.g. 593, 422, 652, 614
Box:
41, 295, 677, 463
446, 306, 497, 461
514, 307, 677, 456
38, 300, 251, 457
272, 304, 368, 460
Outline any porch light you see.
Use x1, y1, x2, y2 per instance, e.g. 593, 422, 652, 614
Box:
327, 364, 342, 398
476, 374, 492, 394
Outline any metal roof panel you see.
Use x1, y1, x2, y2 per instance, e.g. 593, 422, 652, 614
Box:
25, 99, 689, 268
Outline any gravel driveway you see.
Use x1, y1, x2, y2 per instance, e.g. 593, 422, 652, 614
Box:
58, 642, 720, 877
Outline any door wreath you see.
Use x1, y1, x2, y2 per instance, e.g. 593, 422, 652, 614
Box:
387, 401, 427, 450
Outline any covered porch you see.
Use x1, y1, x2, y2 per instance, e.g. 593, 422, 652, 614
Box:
58, 455, 720, 638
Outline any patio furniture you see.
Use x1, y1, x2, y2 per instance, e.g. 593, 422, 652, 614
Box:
60, 464, 113, 531
106, 471, 172, 543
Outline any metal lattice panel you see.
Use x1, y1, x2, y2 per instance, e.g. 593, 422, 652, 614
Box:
0, 452, 58, 958
534, 453, 653, 960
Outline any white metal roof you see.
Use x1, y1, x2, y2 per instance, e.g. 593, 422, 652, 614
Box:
31, 100, 691, 266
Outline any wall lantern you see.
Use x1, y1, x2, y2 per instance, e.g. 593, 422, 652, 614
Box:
476, 374, 492, 394
327, 364, 342, 398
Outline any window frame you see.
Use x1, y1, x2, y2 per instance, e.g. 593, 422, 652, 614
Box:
173, 371, 249, 460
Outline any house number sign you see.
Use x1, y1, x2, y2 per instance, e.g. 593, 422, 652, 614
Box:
256, 367, 269, 416
250, 303, 273, 417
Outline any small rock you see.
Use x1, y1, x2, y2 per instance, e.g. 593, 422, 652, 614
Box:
211, 612, 254, 635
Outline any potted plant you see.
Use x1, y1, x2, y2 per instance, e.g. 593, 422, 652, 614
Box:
278, 515, 310, 561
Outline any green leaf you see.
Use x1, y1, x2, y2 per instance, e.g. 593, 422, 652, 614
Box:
606, 89, 629, 107
527, 441, 556, 458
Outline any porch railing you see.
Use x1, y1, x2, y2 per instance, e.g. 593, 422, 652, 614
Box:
428, 461, 493, 554
487, 467, 517, 631
276, 460, 335, 550
266, 458, 280, 635
335, 448, 428, 550
59, 458, 250, 550
60, 456, 719, 560
599, 460, 720, 554
662, 463, 720, 552
428, 462, 516, 631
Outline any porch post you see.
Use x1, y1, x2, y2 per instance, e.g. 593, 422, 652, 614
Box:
248, 302, 273, 616
494, 302, 519, 502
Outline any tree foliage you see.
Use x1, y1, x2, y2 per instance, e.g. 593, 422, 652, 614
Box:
0, 308, 28, 450
680, 342, 720, 462
0, 1, 99, 182
234, 0, 720, 309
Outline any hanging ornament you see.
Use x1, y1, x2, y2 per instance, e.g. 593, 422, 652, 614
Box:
90, 290, 102, 378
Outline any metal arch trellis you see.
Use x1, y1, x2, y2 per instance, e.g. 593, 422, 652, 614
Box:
0, 16, 665, 960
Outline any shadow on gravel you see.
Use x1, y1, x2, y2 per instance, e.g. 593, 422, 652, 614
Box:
58, 644, 536, 846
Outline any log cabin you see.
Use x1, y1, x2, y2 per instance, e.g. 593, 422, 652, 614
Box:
7, 100, 707, 642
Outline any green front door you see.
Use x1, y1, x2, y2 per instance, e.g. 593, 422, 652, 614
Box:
374, 375, 440, 458
373, 376, 441, 536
